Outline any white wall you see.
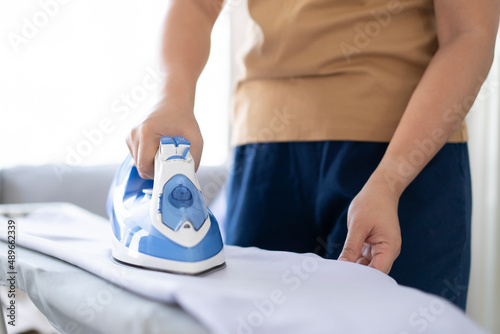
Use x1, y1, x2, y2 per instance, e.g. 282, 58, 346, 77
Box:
0, 0, 230, 168
466, 33, 500, 333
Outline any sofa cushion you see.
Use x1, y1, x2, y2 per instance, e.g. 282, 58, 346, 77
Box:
0, 164, 227, 217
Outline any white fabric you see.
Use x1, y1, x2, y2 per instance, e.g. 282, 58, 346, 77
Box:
0, 203, 485, 334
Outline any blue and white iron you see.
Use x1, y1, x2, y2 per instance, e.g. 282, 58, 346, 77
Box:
107, 136, 225, 275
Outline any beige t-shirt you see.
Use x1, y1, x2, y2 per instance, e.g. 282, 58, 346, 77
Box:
231, 0, 467, 145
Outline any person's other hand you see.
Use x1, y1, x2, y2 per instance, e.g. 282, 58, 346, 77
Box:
126, 98, 203, 179
338, 182, 402, 274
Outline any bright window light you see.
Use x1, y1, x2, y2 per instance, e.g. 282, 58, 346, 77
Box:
0, 0, 230, 168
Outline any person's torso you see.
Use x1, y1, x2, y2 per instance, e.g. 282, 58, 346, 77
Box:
231, 0, 467, 145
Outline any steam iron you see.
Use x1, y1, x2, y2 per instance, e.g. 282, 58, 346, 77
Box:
107, 136, 225, 275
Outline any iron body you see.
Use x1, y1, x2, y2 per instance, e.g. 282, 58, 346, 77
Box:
107, 136, 225, 274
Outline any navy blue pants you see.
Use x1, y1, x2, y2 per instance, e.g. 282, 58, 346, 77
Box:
225, 141, 471, 310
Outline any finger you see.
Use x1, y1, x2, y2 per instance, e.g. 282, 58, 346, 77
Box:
126, 131, 137, 162
183, 126, 203, 172
367, 244, 397, 274
136, 139, 157, 179
190, 143, 202, 172
338, 225, 366, 263
356, 243, 373, 266
356, 257, 370, 265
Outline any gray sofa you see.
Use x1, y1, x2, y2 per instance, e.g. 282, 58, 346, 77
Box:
0, 163, 229, 334
0, 164, 228, 218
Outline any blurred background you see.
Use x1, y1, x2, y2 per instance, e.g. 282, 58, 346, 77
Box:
0, 1, 499, 333
0, 0, 230, 168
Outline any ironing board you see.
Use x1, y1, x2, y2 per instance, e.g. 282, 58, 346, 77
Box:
0, 202, 209, 334
0, 203, 486, 334
0, 241, 210, 334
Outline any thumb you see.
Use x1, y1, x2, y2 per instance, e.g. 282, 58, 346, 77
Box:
136, 134, 162, 180
338, 224, 366, 263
